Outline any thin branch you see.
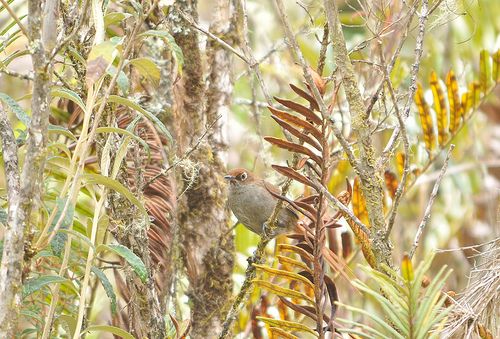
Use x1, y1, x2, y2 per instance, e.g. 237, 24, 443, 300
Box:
177, 9, 249, 64
144, 115, 222, 188
273, 0, 361, 175
366, 4, 418, 119
315, 178, 371, 237
409, 145, 454, 259
0, 69, 33, 81
0, 0, 29, 39
238, 0, 273, 105
378, 45, 410, 240
379, 0, 430, 167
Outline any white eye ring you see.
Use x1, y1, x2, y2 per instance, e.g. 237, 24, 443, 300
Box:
240, 172, 247, 181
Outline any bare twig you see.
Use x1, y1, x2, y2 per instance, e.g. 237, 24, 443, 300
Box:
378, 45, 410, 240
177, 9, 249, 64
273, 0, 361, 175
144, 115, 222, 188
0, 69, 33, 81
409, 145, 455, 259
315, 178, 371, 237
238, 0, 273, 105
380, 0, 430, 167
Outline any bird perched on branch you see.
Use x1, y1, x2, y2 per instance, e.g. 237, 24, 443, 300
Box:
224, 168, 298, 236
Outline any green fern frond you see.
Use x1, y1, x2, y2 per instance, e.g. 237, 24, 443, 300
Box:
336, 253, 453, 339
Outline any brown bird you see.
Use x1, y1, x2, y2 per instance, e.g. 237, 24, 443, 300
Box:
224, 168, 298, 236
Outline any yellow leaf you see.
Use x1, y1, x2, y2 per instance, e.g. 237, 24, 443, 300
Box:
492, 49, 500, 83
257, 317, 317, 336
276, 255, 313, 275
401, 254, 414, 282
252, 280, 315, 304
445, 70, 462, 134
342, 179, 376, 268
396, 152, 405, 177
415, 84, 436, 152
253, 264, 315, 290
430, 71, 448, 145
352, 177, 369, 227
268, 327, 299, 339
479, 50, 491, 95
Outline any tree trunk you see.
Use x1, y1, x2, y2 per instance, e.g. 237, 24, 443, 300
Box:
171, 0, 237, 336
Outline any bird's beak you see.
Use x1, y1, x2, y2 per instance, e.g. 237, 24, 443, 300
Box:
224, 175, 235, 181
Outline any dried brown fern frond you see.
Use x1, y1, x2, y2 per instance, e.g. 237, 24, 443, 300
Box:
110, 110, 176, 331
441, 238, 500, 338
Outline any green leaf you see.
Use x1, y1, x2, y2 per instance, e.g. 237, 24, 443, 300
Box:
58, 229, 95, 250
51, 87, 86, 112
106, 95, 172, 142
58, 315, 76, 338
82, 325, 135, 339
49, 198, 75, 257
128, 57, 160, 84
22, 275, 68, 298
82, 173, 147, 216
48, 124, 77, 141
139, 30, 184, 74
107, 66, 129, 95
95, 127, 150, 153
91, 266, 117, 314
0, 92, 30, 126
96, 244, 148, 283
104, 12, 132, 27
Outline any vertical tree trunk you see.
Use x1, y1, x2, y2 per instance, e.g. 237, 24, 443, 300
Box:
171, 0, 237, 336
0, 1, 58, 335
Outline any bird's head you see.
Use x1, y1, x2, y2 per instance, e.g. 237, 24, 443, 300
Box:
224, 168, 257, 186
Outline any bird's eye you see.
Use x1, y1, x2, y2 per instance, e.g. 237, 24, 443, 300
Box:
239, 172, 247, 181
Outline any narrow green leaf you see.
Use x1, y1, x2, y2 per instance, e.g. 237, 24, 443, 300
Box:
58, 229, 95, 250
138, 30, 184, 74
107, 66, 129, 95
106, 95, 172, 142
96, 127, 149, 153
58, 315, 77, 338
91, 266, 117, 314
49, 197, 75, 257
97, 244, 148, 283
22, 275, 68, 298
104, 12, 132, 27
0, 92, 30, 126
82, 325, 135, 339
48, 124, 77, 141
82, 173, 147, 216
128, 57, 160, 84
337, 302, 405, 339
51, 87, 86, 112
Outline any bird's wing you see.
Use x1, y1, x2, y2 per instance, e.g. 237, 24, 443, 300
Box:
263, 180, 282, 196
263, 181, 299, 219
